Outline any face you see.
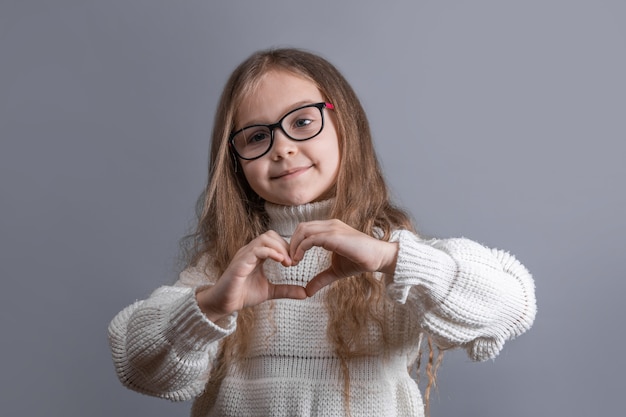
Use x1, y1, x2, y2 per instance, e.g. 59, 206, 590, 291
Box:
234, 70, 340, 206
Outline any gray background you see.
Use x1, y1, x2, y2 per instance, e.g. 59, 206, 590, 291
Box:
1, 1, 624, 416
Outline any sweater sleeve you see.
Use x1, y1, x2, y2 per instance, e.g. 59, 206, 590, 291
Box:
107, 260, 236, 400
386, 230, 536, 362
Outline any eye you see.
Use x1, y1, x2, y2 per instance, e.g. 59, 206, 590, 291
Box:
287, 107, 319, 131
242, 128, 271, 145
248, 131, 269, 143
293, 118, 313, 128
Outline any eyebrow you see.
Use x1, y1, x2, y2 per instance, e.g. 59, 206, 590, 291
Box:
236, 100, 320, 130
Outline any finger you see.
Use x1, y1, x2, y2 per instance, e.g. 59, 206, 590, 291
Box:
269, 284, 308, 300
251, 246, 288, 265
290, 221, 333, 259
239, 233, 291, 268
305, 268, 340, 297
259, 231, 293, 265
291, 229, 346, 263
290, 232, 323, 263
230, 246, 286, 278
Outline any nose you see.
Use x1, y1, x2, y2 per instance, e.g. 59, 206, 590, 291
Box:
270, 128, 298, 160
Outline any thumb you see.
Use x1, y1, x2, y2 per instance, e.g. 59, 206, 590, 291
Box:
269, 284, 308, 301
305, 268, 340, 297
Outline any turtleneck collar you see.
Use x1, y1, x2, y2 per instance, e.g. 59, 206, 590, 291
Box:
265, 200, 333, 237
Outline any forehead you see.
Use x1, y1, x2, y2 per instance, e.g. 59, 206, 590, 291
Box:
235, 70, 324, 126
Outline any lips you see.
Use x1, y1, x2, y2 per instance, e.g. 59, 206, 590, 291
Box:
270, 165, 311, 179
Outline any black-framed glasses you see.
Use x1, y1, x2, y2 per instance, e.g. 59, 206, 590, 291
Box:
229, 102, 334, 160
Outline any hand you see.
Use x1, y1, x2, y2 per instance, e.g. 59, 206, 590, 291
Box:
196, 231, 307, 322
289, 220, 398, 297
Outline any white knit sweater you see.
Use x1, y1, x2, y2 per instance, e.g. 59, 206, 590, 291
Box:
108, 200, 536, 417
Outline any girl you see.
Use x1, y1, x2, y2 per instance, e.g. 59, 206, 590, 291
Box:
108, 48, 536, 417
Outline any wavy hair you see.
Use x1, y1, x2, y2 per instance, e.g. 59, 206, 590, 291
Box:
184, 47, 441, 415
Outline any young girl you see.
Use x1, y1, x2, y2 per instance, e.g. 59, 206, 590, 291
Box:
108, 48, 536, 417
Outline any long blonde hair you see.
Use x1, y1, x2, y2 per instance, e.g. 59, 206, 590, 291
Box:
185, 47, 441, 413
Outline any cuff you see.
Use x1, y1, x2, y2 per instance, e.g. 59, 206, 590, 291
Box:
386, 230, 458, 304
162, 287, 237, 353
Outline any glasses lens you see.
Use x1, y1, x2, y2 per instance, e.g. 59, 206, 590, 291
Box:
232, 126, 272, 159
282, 105, 324, 140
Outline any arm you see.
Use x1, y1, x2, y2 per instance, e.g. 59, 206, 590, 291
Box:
108, 231, 307, 400
387, 230, 536, 361
107, 261, 236, 400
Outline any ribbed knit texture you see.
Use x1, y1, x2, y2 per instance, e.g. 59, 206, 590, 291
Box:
108, 200, 536, 416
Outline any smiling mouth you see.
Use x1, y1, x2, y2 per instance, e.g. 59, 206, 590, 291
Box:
271, 166, 311, 179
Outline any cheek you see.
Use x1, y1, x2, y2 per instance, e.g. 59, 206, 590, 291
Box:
324, 122, 341, 169
240, 162, 263, 190
241, 158, 260, 176
323, 136, 341, 176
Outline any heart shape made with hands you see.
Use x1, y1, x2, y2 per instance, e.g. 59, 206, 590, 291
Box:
262, 221, 398, 299
196, 221, 397, 321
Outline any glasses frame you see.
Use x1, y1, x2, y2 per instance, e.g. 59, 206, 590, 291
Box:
229, 102, 334, 161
